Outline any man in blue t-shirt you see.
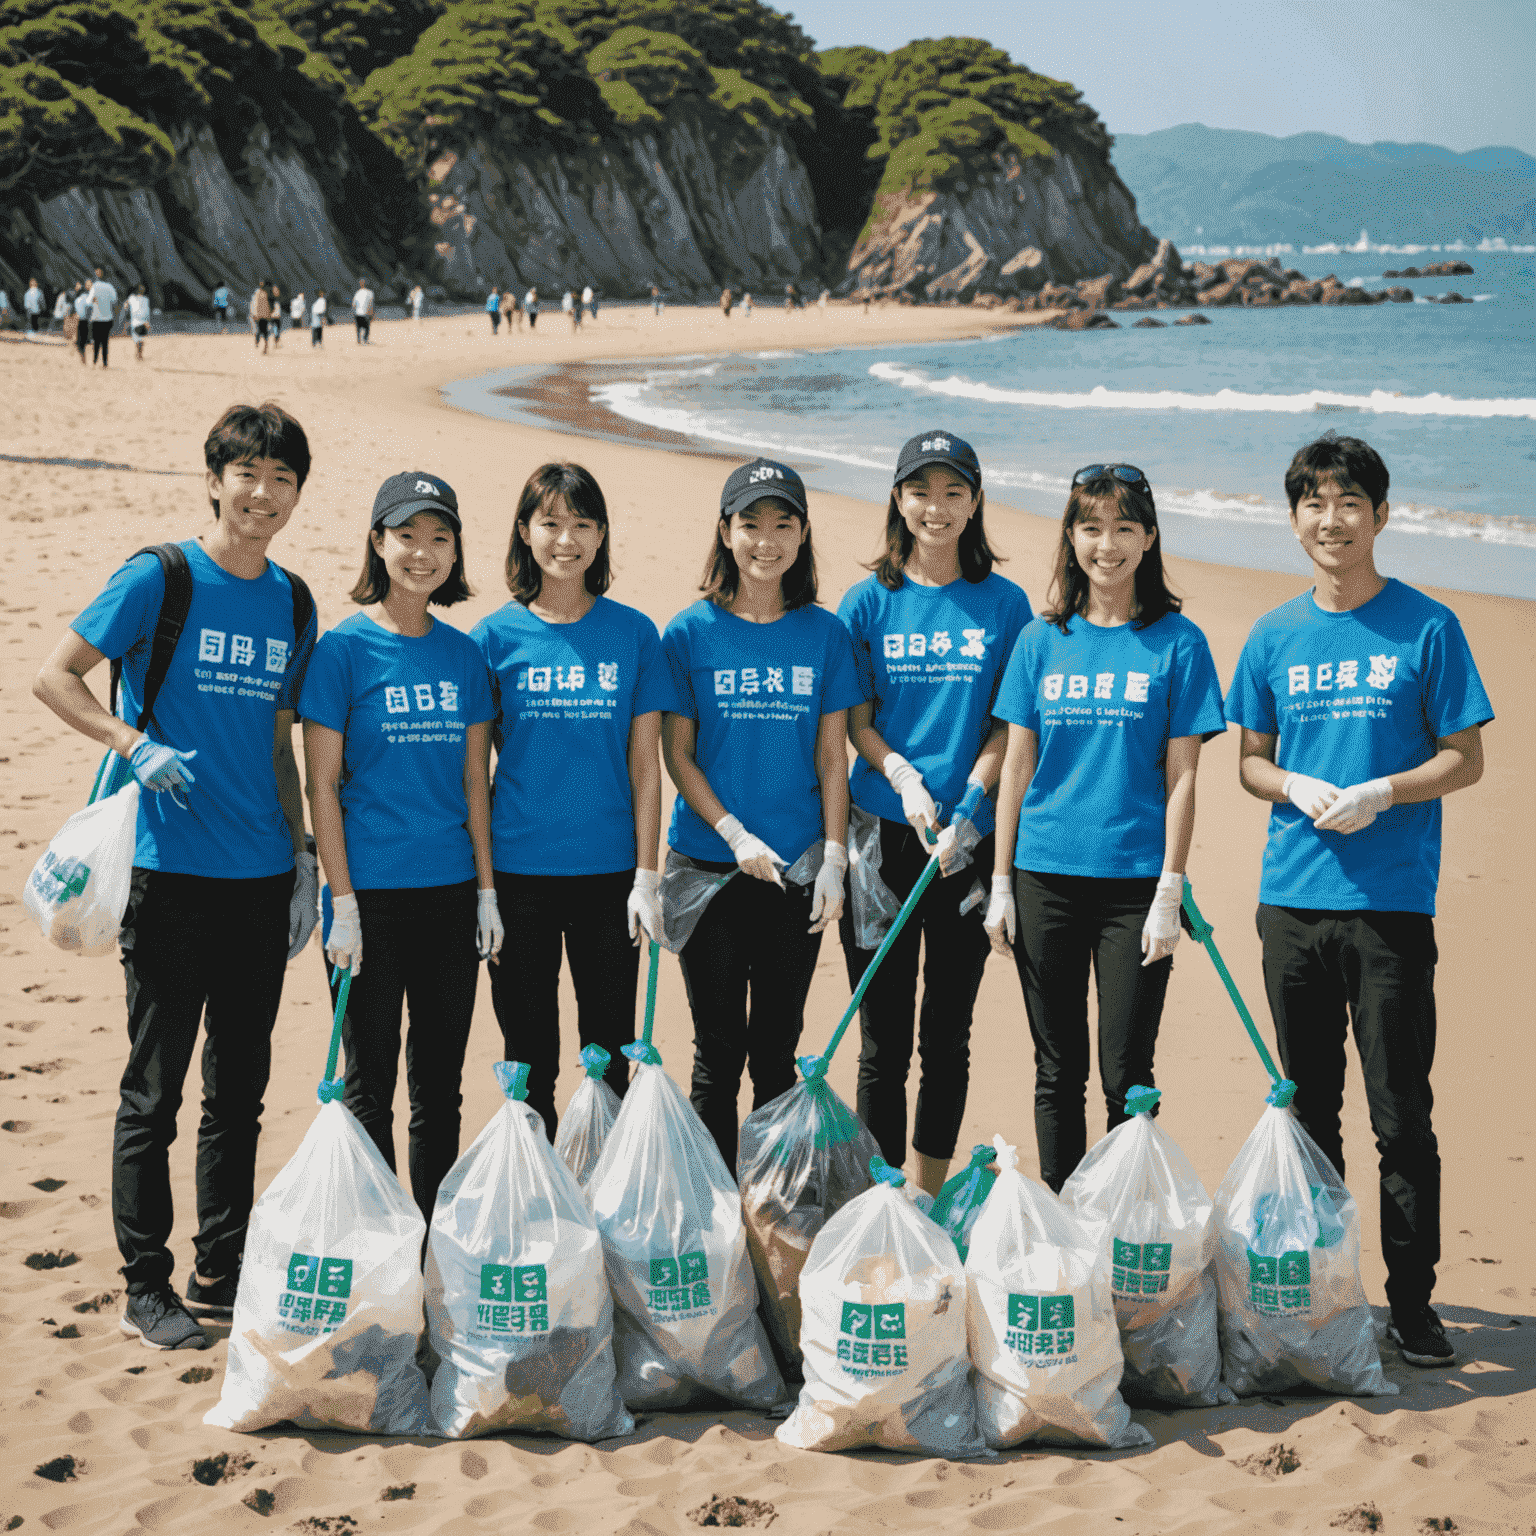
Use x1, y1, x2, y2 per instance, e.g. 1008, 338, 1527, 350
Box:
32, 403, 321, 1352
1226, 434, 1492, 1370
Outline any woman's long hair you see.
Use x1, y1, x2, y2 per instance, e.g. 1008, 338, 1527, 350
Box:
1041, 473, 1181, 634
505, 462, 612, 603
700, 498, 819, 609
351, 515, 471, 606
871, 477, 1002, 590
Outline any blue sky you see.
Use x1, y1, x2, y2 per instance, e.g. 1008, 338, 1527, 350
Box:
783, 0, 1536, 157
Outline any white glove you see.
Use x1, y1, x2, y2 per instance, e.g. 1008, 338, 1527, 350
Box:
326, 891, 363, 977
477, 887, 504, 961
1314, 777, 1394, 835
128, 734, 197, 795
1141, 871, 1184, 966
983, 874, 1015, 953
714, 812, 786, 886
287, 851, 319, 960
808, 841, 847, 933
627, 867, 662, 945
883, 752, 937, 836
1282, 772, 1341, 820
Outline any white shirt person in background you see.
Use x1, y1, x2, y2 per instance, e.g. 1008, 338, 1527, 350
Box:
125, 284, 152, 361
310, 290, 327, 346
352, 279, 374, 344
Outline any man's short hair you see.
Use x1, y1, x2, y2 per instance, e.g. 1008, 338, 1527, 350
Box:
204, 402, 311, 517
1285, 433, 1389, 511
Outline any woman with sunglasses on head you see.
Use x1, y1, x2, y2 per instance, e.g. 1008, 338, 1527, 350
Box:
835, 430, 1032, 1196
660, 459, 863, 1174
472, 463, 674, 1138
986, 465, 1226, 1191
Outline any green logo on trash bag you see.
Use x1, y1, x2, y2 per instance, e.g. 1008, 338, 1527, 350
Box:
1111, 1238, 1172, 1296
1247, 1249, 1312, 1313
645, 1251, 710, 1313
278, 1252, 349, 1333
837, 1302, 907, 1371
1004, 1293, 1076, 1359
475, 1263, 549, 1335
34, 852, 90, 900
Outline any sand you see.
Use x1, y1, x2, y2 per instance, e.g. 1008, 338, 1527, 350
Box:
2, 303, 1532, 1535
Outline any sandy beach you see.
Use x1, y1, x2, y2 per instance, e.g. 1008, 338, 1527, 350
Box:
2, 303, 1531, 1536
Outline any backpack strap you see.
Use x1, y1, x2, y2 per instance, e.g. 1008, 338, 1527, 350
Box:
110, 543, 192, 734
275, 563, 315, 673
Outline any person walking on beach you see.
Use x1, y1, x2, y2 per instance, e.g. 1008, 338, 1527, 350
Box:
212, 282, 230, 333
72, 283, 91, 364
270, 284, 285, 346
524, 287, 538, 329
486, 286, 501, 335
125, 284, 152, 362
985, 464, 1226, 1192
289, 290, 305, 339
50, 283, 70, 335
660, 459, 862, 1173
249, 281, 272, 353
89, 267, 118, 366
32, 401, 321, 1350
720, 287, 733, 318
837, 431, 1033, 1195
650, 285, 663, 317
302, 471, 498, 1220
23, 277, 44, 334
500, 286, 517, 334
1225, 432, 1492, 1368
582, 283, 594, 322
409, 283, 424, 323
562, 288, 578, 330
742, 292, 752, 318
310, 290, 327, 346
472, 462, 674, 1138
352, 277, 374, 343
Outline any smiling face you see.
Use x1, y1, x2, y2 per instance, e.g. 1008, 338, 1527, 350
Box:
1290, 475, 1387, 576
1069, 497, 1157, 596
721, 497, 808, 588
206, 456, 301, 544
897, 465, 979, 554
519, 493, 605, 585
371, 511, 457, 599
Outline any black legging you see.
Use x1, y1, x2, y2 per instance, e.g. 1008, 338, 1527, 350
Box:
91, 319, 111, 365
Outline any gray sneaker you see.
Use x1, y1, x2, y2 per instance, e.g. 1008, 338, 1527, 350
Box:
121, 1285, 210, 1350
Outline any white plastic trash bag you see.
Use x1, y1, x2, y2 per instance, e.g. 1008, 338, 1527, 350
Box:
426, 1062, 633, 1441
23, 782, 140, 956
553, 1043, 622, 1187
737, 1053, 878, 1371
1212, 1088, 1395, 1398
776, 1160, 984, 1457
1060, 1086, 1232, 1408
205, 1088, 429, 1434
966, 1137, 1153, 1450
587, 1044, 784, 1410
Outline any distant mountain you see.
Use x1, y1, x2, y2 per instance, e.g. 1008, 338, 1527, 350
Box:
1110, 124, 1536, 246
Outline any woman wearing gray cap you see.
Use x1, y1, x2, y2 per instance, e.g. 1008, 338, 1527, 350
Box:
299, 471, 500, 1219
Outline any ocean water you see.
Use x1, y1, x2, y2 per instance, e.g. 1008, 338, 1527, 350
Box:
446, 251, 1536, 600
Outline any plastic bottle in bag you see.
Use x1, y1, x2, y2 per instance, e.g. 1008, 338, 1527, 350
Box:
929, 1145, 998, 1262
1212, 1085, 1396, 1398
425, 1062, 633, 1441
776, 1158, 985, 1457
586, 1043, 785, 1410
1059, 1086, 1233, 1408
23, 782, 140, 956
966, 1137, 1153, 1450
553, 1043, 622, 1188
737, 1053, 879, 1373
205, 1081, 429, 1434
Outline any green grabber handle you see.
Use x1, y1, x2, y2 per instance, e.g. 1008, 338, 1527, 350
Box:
1179, 880, 1286, 1087
642, 938, 660, 1045
318, 964, 354, 1100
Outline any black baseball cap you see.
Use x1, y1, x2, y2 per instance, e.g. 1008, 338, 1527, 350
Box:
894, 430, 981, 489
720, 458, 808, 521
371, 471, 461, 529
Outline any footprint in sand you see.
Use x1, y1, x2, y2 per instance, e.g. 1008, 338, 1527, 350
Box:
34, 1456, 81, 1484
25, 1249, 79, 1270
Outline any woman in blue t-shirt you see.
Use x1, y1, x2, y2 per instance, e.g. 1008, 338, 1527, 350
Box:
300, 472, 498, 1219
985, 465, 1226, 1191
472, 463, 674, 1137
661, 458, 863, 1172
835, 429, 1032, 1196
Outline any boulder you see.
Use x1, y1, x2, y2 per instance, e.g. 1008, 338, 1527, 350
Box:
1425, 260, 1473, 276
1076, 272, 1122, 308
1121, 260, 1159, 295
1150, 237, 1182, 274
999, 245, 1049, 286
1174, 312, 1211, 324
1038, 281, 1084, 309
1050, 308, 1119, 330
1438, 291, 1472, 303
1200, 279, 1242, 306
1132, 316, 1166, 327
1321, 285, 1375, 304
1383, 286, 1414, 303
1286, 279, 1322, 302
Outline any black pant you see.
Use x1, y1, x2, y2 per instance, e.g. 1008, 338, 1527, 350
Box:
1256, 904, 1440, 1314
488, 870, 638, 1139
839, 818, 992, 1167
354, 314, 370, 342
311, 325, 323, 346
327, 881, 480, 1220
1012, 869, 1171, 1191
91, 319, 111, 364
678, 869, 822, 1174
114, 868, 293, 1291
489, 312, 500, 333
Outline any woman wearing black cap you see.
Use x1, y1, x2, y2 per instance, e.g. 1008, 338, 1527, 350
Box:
299, 472, 500, 1219
835, 430, 1033, 1195
659, 459, 864, 1173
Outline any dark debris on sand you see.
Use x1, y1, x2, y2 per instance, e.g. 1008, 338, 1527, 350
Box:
1331, 1504, 1385, 1532
687, 1494, 777, 1528
1233, 1442, 1300, 1479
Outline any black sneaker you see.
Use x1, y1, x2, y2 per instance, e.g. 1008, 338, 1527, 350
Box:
1388, 1305, 1455, 1366
121, 1285, 209, 1351
185, 1269, 238, 1319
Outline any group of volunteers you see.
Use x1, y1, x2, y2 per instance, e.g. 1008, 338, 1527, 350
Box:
33, 400, 1490, 1377
30, 268, 155, 366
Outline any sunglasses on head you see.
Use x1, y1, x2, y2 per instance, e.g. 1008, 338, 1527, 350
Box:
1072, 463, 1149, 492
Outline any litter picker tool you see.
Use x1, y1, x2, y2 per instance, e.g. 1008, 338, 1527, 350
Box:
623, 940, 662, 1067
321, 964, 354, 1097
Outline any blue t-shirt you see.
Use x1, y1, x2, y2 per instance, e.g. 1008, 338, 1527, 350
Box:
472, 597, 677, 875
72, 539, 317, 877
1224, 579, 1493, 914
662, 600, 864, 863
213, 286, 230, 308
994, 612, 1227, 878
837, 571, 1032, 834
297, 612, 494, 891
485, 293, 500, 313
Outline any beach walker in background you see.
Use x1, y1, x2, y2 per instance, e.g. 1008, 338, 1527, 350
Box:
583, 283, 595, 321
300, 471, 498, 1224
486, 286, 501, 334
409, 282, 425, 322
30, 403, 321, 1352
986, 463, 1227, 1192
71, 282, 91, 363
88, 265, 117, 366
471, 463, 675, 1139
23, 276, 44, 333
249, 280, 272, 353
211, 280, 230, 333
310, 290, 327, 345
353, 277, 374, 343
1225, 432, 1493, 1369
525, 286, 539, 328
657, 458, 863, 1176
835, 430, 1033, 1197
